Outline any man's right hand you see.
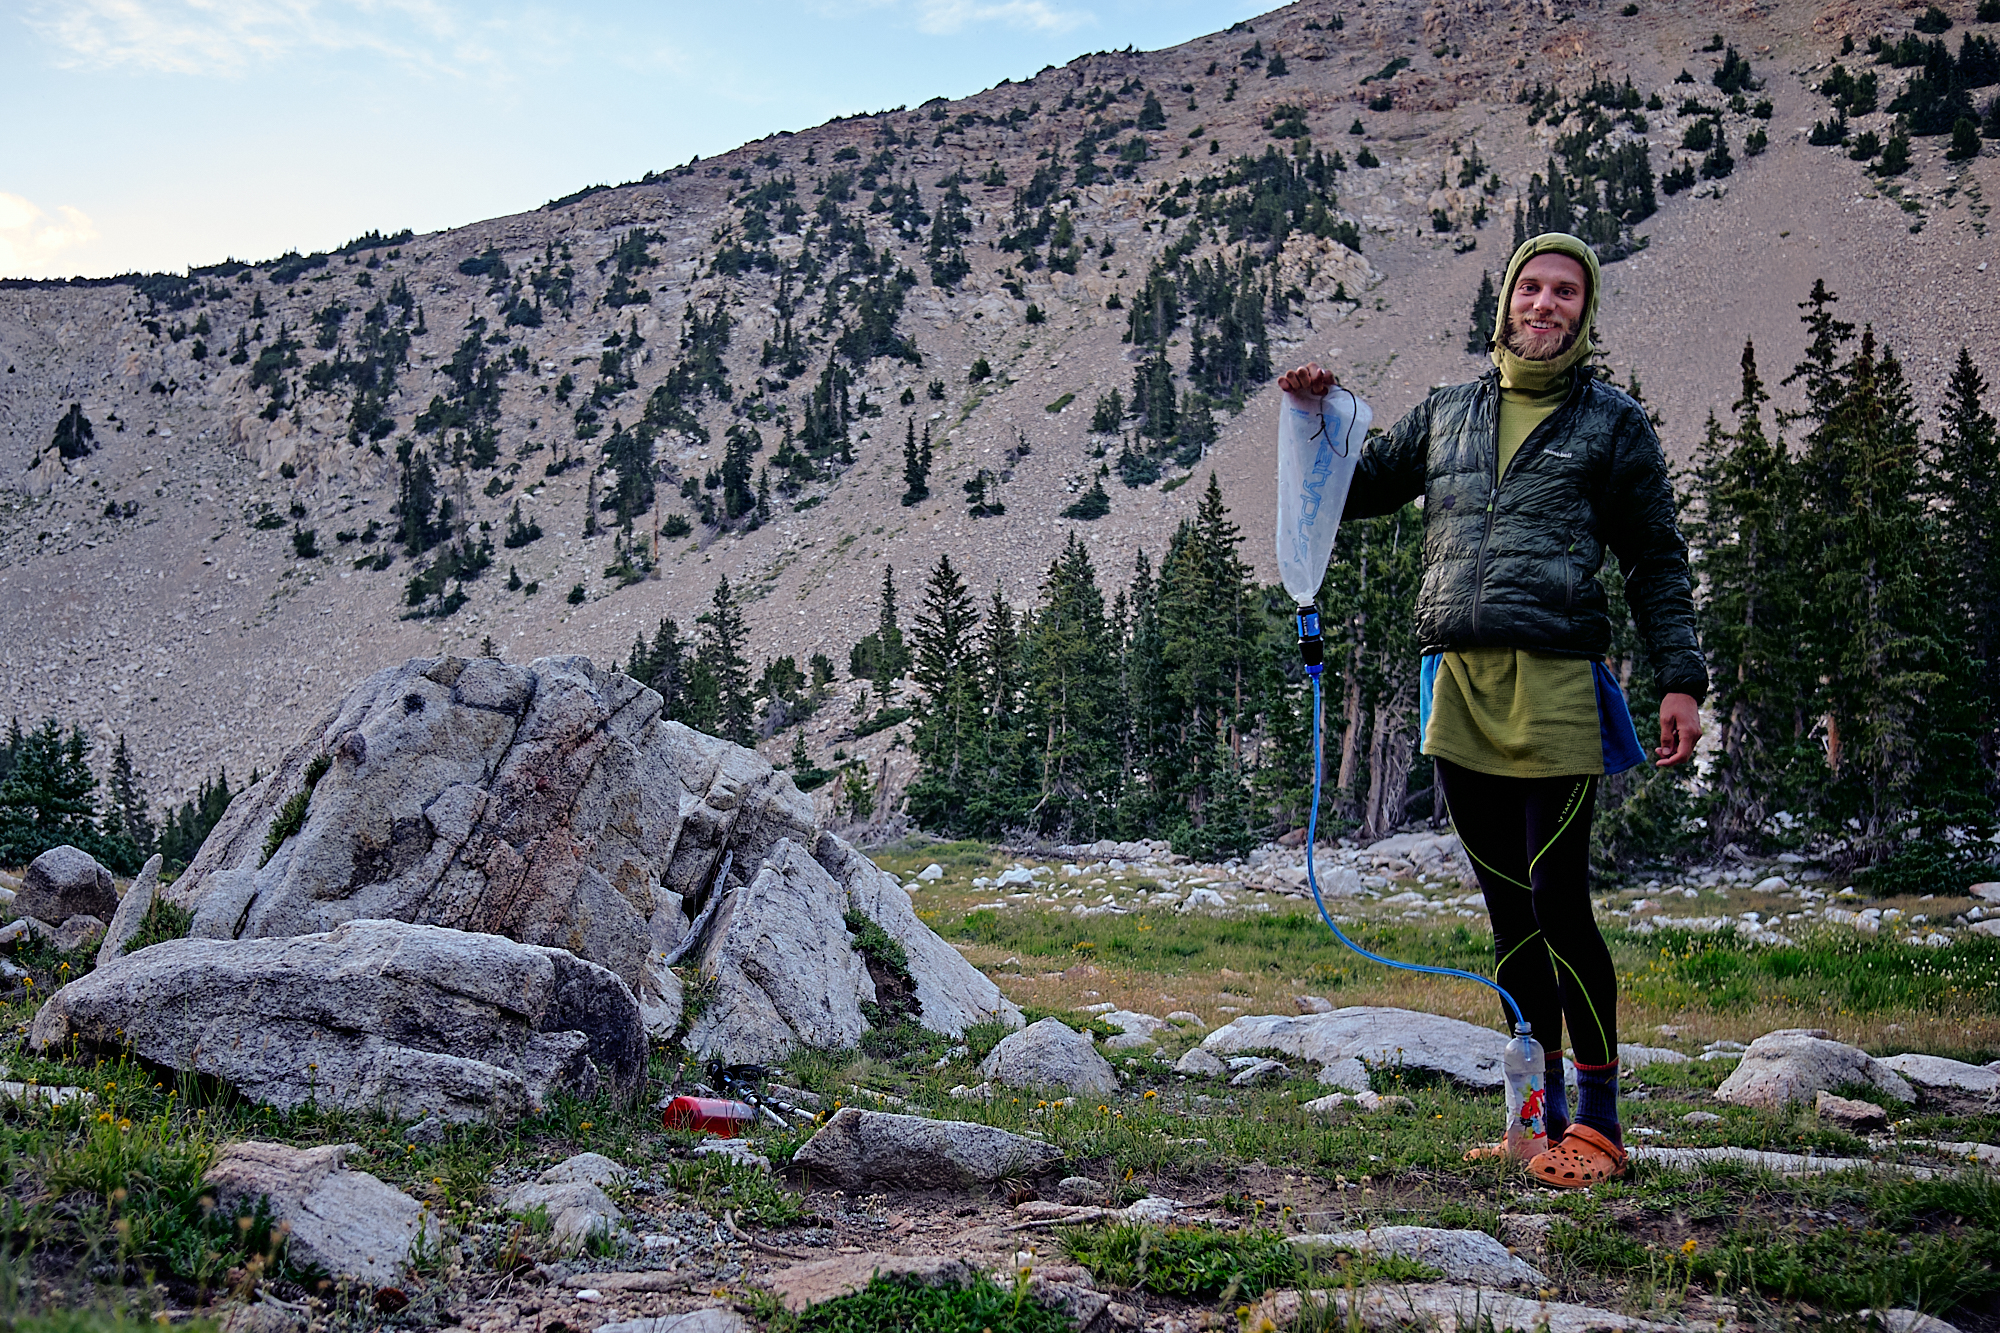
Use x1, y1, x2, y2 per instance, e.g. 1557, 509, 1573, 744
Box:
1279, 362, 1337, 397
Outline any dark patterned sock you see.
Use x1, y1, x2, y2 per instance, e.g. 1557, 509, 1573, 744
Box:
1543, 1056, 1571, 1139
1574, 1060, 1620, 1145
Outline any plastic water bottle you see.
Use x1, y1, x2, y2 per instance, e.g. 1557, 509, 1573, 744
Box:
1275, 384, 1372, 605
1502, 1024, 1548, 1159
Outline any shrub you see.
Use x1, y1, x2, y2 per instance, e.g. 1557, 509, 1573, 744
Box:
568, 583, 587, 604
1947, 114, 1983, 160
291, 527, 319, 558
1915, 3, 1952, 33
968, 357, 992, 382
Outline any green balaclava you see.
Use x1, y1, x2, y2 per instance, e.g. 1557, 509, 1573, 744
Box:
1488, 232, 1601, 392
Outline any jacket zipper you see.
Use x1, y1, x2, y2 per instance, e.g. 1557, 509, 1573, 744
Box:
1470, 378, 1500, 636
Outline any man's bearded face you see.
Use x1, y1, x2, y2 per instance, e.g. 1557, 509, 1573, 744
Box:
1503, 253, 1588, 362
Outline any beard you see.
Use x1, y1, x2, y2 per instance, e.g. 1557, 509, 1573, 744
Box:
1503, 312, 1579, 362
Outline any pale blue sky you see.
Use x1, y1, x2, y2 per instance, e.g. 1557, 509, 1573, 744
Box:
3, 0, 1265, 280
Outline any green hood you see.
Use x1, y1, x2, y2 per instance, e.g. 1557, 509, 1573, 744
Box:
1488, 232, 1601, 390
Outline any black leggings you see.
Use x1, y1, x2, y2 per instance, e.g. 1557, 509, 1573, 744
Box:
1435, 758, 1618, 1067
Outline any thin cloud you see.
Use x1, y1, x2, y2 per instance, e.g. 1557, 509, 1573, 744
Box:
21, 0, 499, 78
914, 0, 1090, 33
0, 193, 100, 278
811, 0, 1093, 35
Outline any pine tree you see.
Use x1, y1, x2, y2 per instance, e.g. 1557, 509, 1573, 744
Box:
697, 578, 754, 745
969, 586, 1031, 832
906, 556, 982, 828
1786, 293, 1975, 866
900, 416, 930, 505
106, 734, 152, 855
0, 719, 108, 867
1466, 271, 1498, 354
1691, 341, 1811, 847
1023, 535, 1122, 836
1932, 347, 2000, 779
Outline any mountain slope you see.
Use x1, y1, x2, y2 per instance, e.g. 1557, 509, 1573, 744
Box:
2, 0, 1997, 813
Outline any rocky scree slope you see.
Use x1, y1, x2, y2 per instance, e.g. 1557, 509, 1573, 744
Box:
0, 0, 1996, 809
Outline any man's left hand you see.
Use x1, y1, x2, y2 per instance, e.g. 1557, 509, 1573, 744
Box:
1656, 693, 1702, 767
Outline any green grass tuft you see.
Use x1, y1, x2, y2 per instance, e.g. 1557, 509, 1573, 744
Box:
770, 1273, 1074, 1333
1059, 1223, 1299, 1300
121, 898, 193, 956
259, 751, 332, 867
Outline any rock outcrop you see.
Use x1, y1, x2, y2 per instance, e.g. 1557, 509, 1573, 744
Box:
1712, 1029, 1916, 1110
790, 1107, 1064, 1188
30, 918, 644, 1122
206, 1141, 442, 1286
979, 1017, 1119, 1095
18, 845, 117, 926
165, 656, 1018, 1060
1201, 1007, 1509, 1089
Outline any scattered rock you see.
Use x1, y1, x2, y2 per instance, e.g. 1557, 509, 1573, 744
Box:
1202, 1007, 1508, 1089
402, 1114, 447, 1145
1165, 1010, 1205, 1028
1254, 1282, 1680, 1333
1967, 883, 2000, 904
790, 1107, 1063, 1189
1969, 920, 2000, 938
980, 1018, 1119, 1094
500, 1153, 629, 1250
95, 854, 161, 969
52, 915, 105, 953
1631, 1145, 1939, 1179
1293, 995, 1335, 1014
916, 864, 945, 881
694, 1138, 771, 1171
1178, 887, 1229, 912
947, 1081, 994, 1100
1713, 1029, 1916, 1109
1879, 1053, 2000, 1096
1681, 1111, 1723, 1126
29, 919, 645, 1124
1617, 1042, 1691, 1070
1816, 1091, 1889, 1132
1173, 1047, 1226, 1078
166, 657, 1017, 1059
206, 1141, 443, 1285
17, 846, 116, 927
1750, 876, 1790, 894
218, 1299, 308, 1333
769, 1253, 975, 1313
1291, 1226, 1548, 1288
1227, 1058, 1291, 1087
1057, 1176, 1109, 1205
1857, 1311, 1965, 1333
1497, 1213, 1557, 1250
0, 1080, 92, 1107
1300, 1090, 1412, 1114
0, 918, 37, 948
1098, 1009, 1166, 1050
593, 1310, 754, 1333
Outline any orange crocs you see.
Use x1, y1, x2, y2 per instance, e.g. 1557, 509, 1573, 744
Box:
1528, 1124, 1626, 1188
1462, 1133, 1549, 1164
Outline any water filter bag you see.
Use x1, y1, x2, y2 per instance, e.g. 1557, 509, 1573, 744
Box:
1275, 386, 1372, 604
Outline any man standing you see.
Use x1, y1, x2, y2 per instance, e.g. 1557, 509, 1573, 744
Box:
1279, 233, 1705, 1189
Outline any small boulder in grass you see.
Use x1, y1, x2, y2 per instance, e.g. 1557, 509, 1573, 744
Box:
1815, 1090, 1888, 1132
17, 845, 116, 926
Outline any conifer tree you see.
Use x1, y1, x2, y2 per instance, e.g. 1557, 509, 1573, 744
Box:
1024, 535, 1121, 835
0, 719, 114, 868
906, 556, 982, 828
1691, 342, 1811, 847
900, 416, 930, 505
697, 578, 754, 745
1934, 347, 2000, 776
1466, 271, 1498, 353
106, 734, 152, 855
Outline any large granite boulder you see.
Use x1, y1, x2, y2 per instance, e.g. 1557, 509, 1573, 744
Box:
1713, 1029, 1916, 1110
979, 1018, 1119, 1095
29, 918, 644, 1122
1201, 1007, 1508, 1089
165, 656, 1018, 1060
17, 845, 117, 925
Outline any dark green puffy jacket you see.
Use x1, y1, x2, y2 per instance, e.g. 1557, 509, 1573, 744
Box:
1341, 368, 1709, 702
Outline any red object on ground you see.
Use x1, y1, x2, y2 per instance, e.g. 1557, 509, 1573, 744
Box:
662, 1096, 755, 1137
